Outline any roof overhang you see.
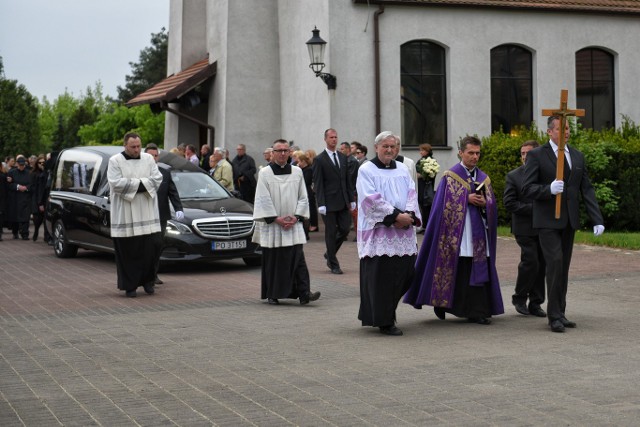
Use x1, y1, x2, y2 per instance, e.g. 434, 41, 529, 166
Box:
352, 0, 640, 15
126, 57, 217, 107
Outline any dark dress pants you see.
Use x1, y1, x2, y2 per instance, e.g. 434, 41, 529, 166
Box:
538, 227, 575, 323
322, 208, 351, 269
512, 234, 546, 307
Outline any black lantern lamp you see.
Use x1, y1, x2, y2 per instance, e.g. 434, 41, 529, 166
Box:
306, 27, 337, 90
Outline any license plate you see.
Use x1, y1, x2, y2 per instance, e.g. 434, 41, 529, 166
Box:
212, 240, 247, 250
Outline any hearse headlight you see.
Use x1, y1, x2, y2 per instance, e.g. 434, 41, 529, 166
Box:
166, 220, 192, 235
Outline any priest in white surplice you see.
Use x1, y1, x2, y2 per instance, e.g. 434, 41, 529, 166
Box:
252, 139, 321, 306
357, 131, 421, 336
108, 132, 163, 298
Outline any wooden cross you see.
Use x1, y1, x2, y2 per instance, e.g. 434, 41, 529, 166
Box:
541, 89, 585, 219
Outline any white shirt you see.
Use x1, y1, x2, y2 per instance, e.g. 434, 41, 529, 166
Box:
549, 140, 572, 169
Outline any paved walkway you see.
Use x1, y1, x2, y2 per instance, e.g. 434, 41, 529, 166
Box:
1, 227, 640, 426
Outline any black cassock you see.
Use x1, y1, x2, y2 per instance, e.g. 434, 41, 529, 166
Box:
261, 244, 310, 300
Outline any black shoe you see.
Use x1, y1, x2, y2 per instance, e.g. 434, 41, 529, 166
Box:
330, 267, 343, 275
13, 234, 18, 240
154, 277, 163, 285
379, 325, 403, 336
560, 317, 577, 328
469, 317, 492, 325
434, 307, 446, 320
528, 305, 547, 317
267, 298, 279, 305
126, 290, 137, 298
550, 319, 565, 332
514, 303, 530, 316
143, 284, 155, 295
300, 291, 321, 305
32, 234, 38, 242
21, 236, 29, 241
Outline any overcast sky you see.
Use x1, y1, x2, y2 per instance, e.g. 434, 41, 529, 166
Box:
0, 0, 170, 102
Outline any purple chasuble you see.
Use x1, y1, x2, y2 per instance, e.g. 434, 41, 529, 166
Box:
403, 163, 504, 315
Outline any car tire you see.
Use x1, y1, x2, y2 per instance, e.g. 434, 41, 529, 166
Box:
243, 256, 261, 267
53, 219, 79, 258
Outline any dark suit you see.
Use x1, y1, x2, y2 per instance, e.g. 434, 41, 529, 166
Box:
157, 168, 183, 233
312, 150, 354, 270
522, 142, 603, 322
504, 165, 545, 309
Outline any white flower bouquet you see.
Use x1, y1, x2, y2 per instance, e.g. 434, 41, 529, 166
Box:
419, 157, 439, 179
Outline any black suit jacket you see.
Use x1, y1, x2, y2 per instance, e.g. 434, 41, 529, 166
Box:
504, 165, 536, 236
158, 168, 183, 222
312, 150, 354, 212
522, 143, 603, 230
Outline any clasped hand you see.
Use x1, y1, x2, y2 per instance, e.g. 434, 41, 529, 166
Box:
394, 212, 413, 229
468, 193, 486, 207
277, 215, 297, 230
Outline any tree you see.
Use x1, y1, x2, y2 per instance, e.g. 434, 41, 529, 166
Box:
78, 105, 165, 146
0, 56, 42, 158
117, 28, 168, 104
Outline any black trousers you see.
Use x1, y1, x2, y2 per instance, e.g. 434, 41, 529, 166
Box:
538, 227, 575, 323
512, 234, 546, 307
442, 257, 493, 319
321, 208, 351, 269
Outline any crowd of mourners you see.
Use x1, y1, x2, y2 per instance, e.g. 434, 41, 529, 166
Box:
1, 153, 53, 243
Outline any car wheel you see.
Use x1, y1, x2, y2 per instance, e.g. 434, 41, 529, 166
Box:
53, 219, 79, 258
243, 256, 261, 267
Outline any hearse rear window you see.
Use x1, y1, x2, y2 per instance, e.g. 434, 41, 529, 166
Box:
54, 151, 103, 193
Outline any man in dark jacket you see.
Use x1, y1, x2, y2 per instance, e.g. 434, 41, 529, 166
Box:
145, 144, 184, 284
503, 140, 546, 318
8, 157, 32, 240
231, 144, 257, 203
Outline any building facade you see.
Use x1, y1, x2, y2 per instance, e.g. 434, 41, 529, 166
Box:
142, 0, 640, 170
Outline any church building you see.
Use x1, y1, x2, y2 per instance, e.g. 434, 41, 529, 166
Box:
127, 0, 640, 169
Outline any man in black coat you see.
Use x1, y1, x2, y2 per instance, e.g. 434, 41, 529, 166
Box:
8, 157, 32, 240
312, 128, 355, 274
522, 115, 605, 333
504, 140, 546, 318
145, 145, 184, 284
231, 144, 257, 203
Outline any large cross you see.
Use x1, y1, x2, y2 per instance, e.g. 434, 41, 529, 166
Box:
541, 89, 585, 219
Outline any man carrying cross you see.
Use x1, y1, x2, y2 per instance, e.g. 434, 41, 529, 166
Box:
522, 95, 605, 333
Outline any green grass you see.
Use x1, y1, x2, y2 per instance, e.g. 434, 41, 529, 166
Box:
497, 226, 640, 250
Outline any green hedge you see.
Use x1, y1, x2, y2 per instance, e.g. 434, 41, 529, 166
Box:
478, 116, 640, 231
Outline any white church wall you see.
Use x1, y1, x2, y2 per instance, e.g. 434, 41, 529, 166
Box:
277, 0, 331, 152
165, 0, 208, 150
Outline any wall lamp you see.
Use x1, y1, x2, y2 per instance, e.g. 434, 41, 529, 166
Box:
306, 27, 337, 90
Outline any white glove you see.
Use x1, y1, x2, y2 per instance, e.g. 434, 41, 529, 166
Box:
175, 211, 184, 220
593, 225, 605, 236
318, 206, 327, 216
350, 202, 356, 211
550, 180, 564, 195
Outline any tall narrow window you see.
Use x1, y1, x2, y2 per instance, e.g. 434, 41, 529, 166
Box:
401, 41, 447, 147
490, 45, 533, 134
576, 48, 614, 130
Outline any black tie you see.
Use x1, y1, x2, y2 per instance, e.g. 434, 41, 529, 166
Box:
333, 152, 340, 169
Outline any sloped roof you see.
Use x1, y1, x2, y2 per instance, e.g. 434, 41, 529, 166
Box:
352, 0, 640, 14
126, 57, 216, 107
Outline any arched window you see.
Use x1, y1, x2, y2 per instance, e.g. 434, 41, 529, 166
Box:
490, 45, 533, 134
401, 41, 447, 147
576, 48, 615, 130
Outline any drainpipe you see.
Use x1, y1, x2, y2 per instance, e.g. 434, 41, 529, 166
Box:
374, 4, 385, 135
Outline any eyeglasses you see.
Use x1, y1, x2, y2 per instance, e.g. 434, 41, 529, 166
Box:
272, 149, 289, 154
